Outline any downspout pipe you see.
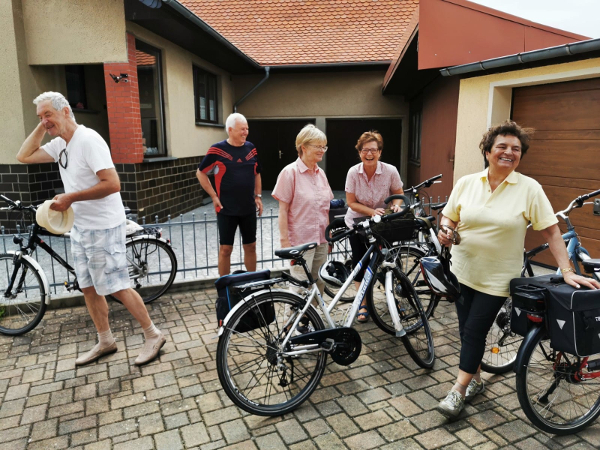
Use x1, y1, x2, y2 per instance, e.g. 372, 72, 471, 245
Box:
440, 38, 600, 77
162, 0, 261, 70
234, 66, 270, 112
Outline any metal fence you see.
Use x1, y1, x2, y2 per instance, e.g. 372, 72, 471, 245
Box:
1, 196, 447, 295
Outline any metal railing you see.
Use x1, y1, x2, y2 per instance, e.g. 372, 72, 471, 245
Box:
1, 197, 447, 293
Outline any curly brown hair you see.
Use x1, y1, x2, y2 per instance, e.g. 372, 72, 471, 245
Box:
355, 131, 383, 152
480, 120, 534, 161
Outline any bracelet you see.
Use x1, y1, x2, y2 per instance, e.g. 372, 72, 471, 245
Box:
561, 267, 576, 274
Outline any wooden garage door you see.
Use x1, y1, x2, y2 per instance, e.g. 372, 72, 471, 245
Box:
511, 77, 600, 267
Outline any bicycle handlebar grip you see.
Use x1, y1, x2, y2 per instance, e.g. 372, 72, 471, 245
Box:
383, 194, 411, 206
582, 188, 600, 201
429, 174, 443, 182
326, 227, 354, 243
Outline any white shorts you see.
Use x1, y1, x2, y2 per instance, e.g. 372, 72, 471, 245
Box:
70, 222, 130, 296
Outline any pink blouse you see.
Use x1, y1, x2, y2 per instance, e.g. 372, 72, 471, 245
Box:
272, 158, 334, 246
344, 161, 403, 228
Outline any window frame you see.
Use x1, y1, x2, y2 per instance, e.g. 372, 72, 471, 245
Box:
193, 65, 220, 125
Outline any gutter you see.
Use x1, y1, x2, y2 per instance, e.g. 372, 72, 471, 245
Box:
234, 66, 270, 112
440, 38, 600, 77
162, 0, 261, 70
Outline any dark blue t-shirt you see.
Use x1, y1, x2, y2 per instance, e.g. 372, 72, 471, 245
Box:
198, 140, 261, 216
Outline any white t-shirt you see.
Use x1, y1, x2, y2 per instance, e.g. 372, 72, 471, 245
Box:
42, 125, 125, 230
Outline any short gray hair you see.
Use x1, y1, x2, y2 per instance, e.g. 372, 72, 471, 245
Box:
295, 124, 327, 157
33, 91, 75, 120
225, 113, 247, 135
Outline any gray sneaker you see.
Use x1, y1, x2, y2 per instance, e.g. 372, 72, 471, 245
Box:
465, 379, 485, 402
437, 390, 465, 418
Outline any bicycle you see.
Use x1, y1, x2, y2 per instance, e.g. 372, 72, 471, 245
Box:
481, 188, 600, 375
215, 196, 435, 416
0, 195, 178, 336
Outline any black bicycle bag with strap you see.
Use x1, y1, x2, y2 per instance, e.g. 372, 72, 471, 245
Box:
510, 274, 600, 356
215, 269, 274, 331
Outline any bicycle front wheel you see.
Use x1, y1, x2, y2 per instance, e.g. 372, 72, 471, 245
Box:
217, 291, 328, 416
481, 297, 521, 374
110, 237, 177, 304
396, 245, 436, 318
367, 266, 435, 369
515, 327, 600, 435
0, 254, 47, 335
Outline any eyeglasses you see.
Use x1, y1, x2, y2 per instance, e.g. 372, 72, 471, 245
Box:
309, 145, 328, 152
59, 148, 68, 169
360, 148, 380, 154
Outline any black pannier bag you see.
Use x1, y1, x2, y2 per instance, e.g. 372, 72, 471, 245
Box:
510, 274, 600, 356
215, 269, 274, 332
509, 284, 547, 337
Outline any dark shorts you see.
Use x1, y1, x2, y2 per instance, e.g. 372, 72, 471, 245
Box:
217, 213, 257, 246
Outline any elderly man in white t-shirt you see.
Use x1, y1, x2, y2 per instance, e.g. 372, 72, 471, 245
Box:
17, 91, 166, 366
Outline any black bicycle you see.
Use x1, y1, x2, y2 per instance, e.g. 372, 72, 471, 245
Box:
0, 195, 178, 335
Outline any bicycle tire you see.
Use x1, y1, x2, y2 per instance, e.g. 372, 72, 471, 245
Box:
109, 237, 177, 304
515, 326, 600, 435
396, 245, 437, 318
323, 257, 357, 303
0, 254, 47, 336
217, 291, 327, 416
480, 297, 522, 374
366, 266, 435, 369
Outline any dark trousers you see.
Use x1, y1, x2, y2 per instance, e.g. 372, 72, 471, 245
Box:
348, 233, 369, 282
455, 283, 507, 374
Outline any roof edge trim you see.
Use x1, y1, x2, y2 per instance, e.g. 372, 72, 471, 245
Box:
382, 8, 420, 93
162, 0, 261, 69
440, 38, 600, 77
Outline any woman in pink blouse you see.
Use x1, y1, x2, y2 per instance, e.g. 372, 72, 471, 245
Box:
273, 124, 334, 303
345, 131, 404, 322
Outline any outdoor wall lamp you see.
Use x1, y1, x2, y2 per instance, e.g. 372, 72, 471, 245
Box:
110, 73, 129, 83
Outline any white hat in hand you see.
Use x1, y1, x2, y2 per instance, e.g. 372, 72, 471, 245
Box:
36, 200, 75, 235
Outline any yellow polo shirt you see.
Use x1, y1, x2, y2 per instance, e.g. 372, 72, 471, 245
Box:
442, 169, 557, 297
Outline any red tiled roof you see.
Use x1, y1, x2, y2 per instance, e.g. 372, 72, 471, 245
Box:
180, 0, 420, 66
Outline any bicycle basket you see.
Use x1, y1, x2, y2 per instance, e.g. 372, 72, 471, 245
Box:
369, 217, 420, 244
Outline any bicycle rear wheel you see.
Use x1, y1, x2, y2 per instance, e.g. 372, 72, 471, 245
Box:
217, 291, 327, 416
0, 254, 47, 335
515, 327, 600, 435
367, 266, 435, 369
481, 297, 521, 374
110, 237, 177, 304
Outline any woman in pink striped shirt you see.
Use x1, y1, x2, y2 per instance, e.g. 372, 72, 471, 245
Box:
273, 125, 334, 311
345, 131, 404, 323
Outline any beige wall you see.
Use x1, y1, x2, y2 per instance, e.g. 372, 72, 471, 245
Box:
234, 70, 409, 178
126, 22, 236, 159
454, 58, 600, 184
22, 0, 127, 65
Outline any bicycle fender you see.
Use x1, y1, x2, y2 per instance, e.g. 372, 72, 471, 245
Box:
6, 251, 51, 305
128, 234, 171, 246
217, 288, 302, 337
513, 325, 545, 375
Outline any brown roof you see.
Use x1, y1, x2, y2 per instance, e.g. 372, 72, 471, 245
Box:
180, 0, 420, 66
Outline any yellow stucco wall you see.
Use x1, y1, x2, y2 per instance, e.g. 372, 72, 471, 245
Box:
126, 22, 236, 159
22, 0, 127, 65
235, 71, 409, 178
454, 57, 600, 184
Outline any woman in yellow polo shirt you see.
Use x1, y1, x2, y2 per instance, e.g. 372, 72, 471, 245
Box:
436, 120, 600, 419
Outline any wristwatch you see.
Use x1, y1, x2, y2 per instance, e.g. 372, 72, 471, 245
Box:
254, 194, 262, 198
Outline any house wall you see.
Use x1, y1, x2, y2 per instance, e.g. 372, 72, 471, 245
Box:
234, 70, 409, 179
454, 57, 600, 184
126, 22, 236, 159
21, 0, 127, 65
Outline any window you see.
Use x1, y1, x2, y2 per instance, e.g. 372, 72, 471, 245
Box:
65, 65, 88, 110
136, 40, 167, 156
193, 66, 219, 124
409, 106, 422, 165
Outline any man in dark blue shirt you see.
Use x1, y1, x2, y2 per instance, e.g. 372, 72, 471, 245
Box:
197, 113, 263, 276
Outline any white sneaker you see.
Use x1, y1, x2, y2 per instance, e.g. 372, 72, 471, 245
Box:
465, 379, 485, 402
437, 390, 465, 418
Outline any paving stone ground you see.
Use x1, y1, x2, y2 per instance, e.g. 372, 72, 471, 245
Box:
0, 284, 599, 450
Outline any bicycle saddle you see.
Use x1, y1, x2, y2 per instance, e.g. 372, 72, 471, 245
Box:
275, 242, 317, 260
582, 259, 600, 274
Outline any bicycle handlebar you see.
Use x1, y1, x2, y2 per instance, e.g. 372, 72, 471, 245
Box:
562, 188, 600, 216
403, 174, 443, 193
383, 194, 411, 205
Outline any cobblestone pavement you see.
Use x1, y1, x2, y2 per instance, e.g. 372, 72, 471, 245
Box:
0, 285, 599, 450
